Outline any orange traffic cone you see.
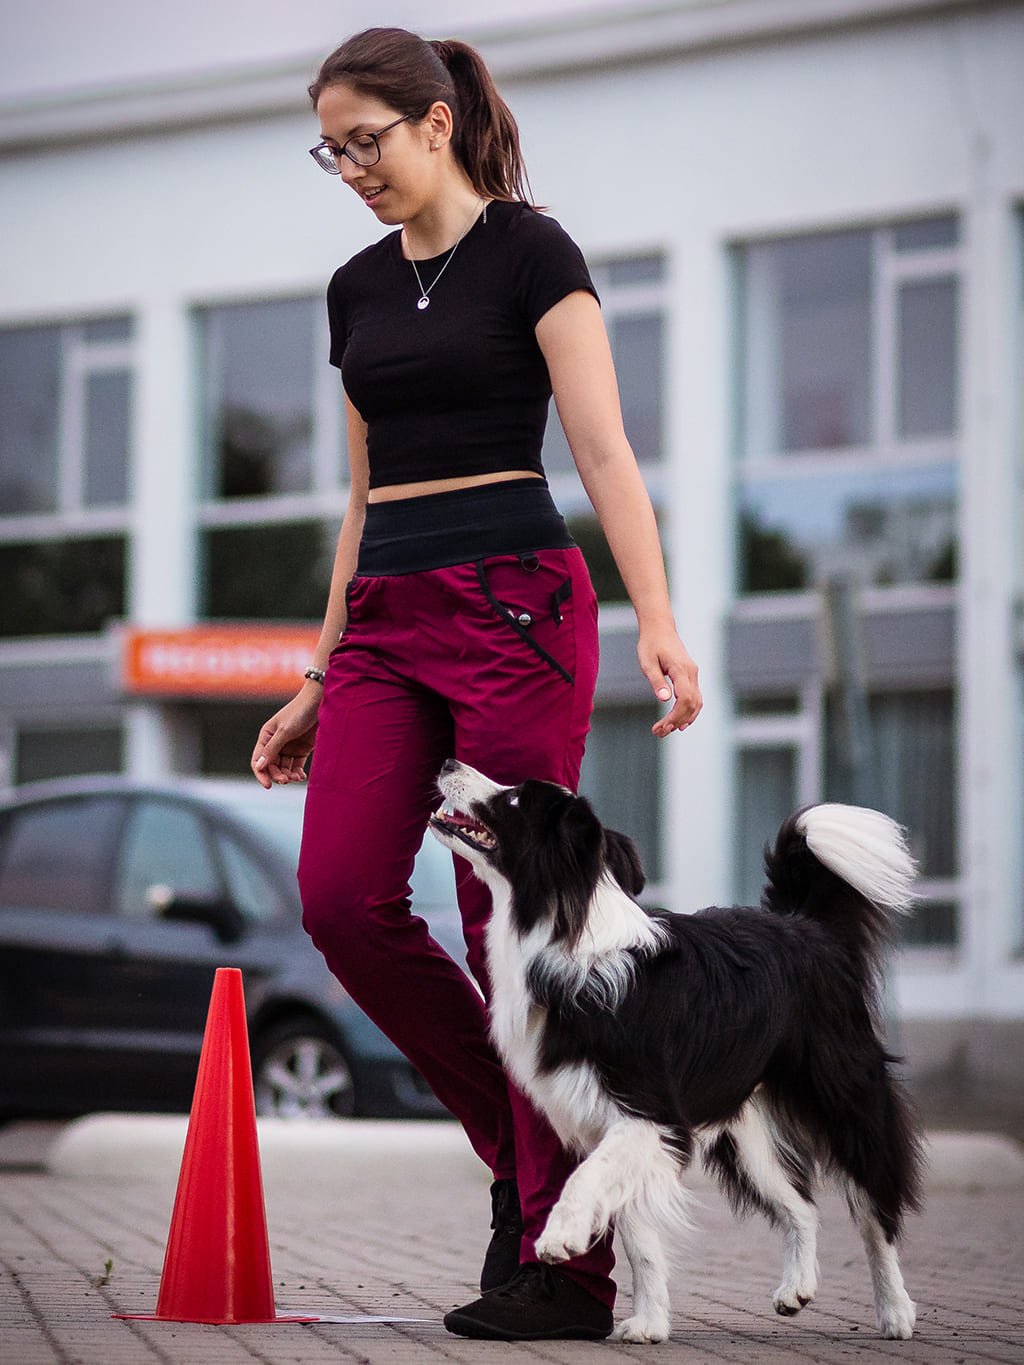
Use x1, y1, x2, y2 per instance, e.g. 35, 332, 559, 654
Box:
116, 967, 315, 1323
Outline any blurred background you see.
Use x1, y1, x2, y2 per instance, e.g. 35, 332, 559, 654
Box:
0, 0, 1022, 1132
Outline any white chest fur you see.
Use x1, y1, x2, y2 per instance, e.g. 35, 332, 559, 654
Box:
482, 880, 659, 1154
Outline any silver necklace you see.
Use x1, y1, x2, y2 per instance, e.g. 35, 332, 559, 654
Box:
407, 201, 486, 311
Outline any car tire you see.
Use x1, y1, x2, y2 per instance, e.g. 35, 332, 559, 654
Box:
251, 1017, 357, 1119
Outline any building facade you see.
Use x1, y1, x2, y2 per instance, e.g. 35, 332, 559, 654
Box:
1, 0, 1022, 1103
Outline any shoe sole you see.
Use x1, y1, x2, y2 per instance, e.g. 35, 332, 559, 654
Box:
444, 1311, 612, 1341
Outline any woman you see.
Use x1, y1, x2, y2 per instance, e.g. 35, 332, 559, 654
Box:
251, 27, 701, 1341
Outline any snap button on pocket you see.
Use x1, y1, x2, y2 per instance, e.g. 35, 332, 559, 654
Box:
517, 612, 533, 627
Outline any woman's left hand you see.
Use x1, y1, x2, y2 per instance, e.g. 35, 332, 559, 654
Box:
638, 630, 703, 738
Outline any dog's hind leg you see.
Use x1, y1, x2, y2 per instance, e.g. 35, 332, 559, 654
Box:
846, 1186, 916, 1339
536, 1118, 690, 1267
704, 1101, 819, 1318
614, 1209, 671, 1344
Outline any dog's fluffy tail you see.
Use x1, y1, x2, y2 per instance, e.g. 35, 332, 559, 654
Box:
762, 803, 916, 967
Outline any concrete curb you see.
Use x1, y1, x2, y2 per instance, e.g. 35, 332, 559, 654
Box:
40, 1114, 1024, 1191
44, 1114, 484, 1185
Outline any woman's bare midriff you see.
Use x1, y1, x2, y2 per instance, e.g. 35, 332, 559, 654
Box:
367, 470, 544, 503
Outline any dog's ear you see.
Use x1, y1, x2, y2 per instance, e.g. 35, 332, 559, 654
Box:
603, 828, 646, 896
511, 788, 605, 946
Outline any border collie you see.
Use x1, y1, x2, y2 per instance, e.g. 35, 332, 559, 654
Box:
429, 759, 923, 1343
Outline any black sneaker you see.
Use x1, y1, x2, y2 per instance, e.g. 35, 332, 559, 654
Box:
479, 1178, 523, 1293
445, 1262, 614, 1341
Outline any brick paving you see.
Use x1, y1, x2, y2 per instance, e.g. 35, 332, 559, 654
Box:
1, 1127, 1022, 1365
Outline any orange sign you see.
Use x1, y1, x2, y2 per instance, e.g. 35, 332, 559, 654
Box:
121, 625, 321, 698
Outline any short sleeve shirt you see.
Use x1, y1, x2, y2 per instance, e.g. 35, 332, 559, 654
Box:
326, 200, 598, 489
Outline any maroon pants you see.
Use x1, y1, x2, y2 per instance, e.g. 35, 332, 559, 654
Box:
297, 547, 614, 1304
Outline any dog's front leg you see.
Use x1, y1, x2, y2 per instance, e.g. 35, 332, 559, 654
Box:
536, 1118, 686, 1253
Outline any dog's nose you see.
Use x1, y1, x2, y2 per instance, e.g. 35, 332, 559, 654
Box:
440, 758, 459, 776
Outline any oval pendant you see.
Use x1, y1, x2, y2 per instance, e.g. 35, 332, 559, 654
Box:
417, 296, 430, 310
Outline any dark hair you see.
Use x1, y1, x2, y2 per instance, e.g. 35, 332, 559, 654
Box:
309, 27, 535, 206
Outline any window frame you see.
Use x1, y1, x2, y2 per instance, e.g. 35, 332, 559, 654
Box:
0, 317, 135, 546
732, 218, 963, 600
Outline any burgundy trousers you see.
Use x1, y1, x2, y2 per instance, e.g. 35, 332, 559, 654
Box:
297, 546, 614, 1305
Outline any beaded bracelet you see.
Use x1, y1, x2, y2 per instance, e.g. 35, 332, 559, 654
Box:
304, 666, 326, 685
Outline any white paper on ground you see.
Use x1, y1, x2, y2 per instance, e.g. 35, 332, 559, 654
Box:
279, 1312, 435, 1323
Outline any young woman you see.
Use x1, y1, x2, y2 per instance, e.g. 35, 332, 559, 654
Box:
251, 27, 701, 1341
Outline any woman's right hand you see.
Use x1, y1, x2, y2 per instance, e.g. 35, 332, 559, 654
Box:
251, 684, 322, 789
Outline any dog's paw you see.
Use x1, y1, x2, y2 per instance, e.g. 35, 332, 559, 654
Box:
535, 1208, 593, 1264
877, 1292, 916, 1340
772, 1283, 815, 1317
614, 1313, 670, 1344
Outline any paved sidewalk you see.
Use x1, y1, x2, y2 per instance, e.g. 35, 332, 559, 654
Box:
1, 1120, 1022, 1364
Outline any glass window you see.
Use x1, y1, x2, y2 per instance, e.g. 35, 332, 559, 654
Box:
201, 520, 335, 620
214, 828, 282, 922
739, 230, 873, 457
579, 705, 663, 881
0, 536, 126, 637
897, 278, 959, 438
15, 727, 123, 785
116, 800, 222, 916
825, 689, 957, 945
734, 746, 797, 905
607, 256, 665, 286
565, 514, 626, 602
82, 317, 134, 343
0, 326, 61, 515
893, 216, 959, 252
611, 312, 664, 464
739, 461, 957, 592
199, 298, 318, 499
84, 370, 132, 506
543, 253, 666, 476
0, 797, 124, 913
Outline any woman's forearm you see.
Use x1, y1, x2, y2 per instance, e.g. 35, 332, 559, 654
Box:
309, 498, 365, 671
577, 451, 677, 632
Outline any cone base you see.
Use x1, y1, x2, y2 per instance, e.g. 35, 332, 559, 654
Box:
113, 1313, 320, 1323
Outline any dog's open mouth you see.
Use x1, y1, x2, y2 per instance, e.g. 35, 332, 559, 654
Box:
429, 801, 497, 852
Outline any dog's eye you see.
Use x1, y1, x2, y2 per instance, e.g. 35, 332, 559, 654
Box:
507, 792, 520, 808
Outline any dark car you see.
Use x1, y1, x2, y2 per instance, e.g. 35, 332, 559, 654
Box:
0, 776, 467, 1120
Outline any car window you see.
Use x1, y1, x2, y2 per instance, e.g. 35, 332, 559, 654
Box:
116, 799, 222, 917
0, 797, 124, 913
214, 827, 283, 923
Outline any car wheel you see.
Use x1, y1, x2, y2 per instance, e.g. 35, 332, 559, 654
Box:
252, 1018, 357, 1119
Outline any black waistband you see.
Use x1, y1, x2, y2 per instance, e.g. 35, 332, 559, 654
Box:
356, 478, 575, 575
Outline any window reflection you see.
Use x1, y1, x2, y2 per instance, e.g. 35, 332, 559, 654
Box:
740, 230, 873, 456
199, 299, 317, 499
580, 705, 663, 881
0, 537, 126, 636
734, 746, 797, 905
0, 798, 125, 913
825, 688, 957, 945
202, 520, 335, 619
0, 327, 61, 515
739, 462, 957, 592
84, 370, 131, 505
897, 278, 959, 438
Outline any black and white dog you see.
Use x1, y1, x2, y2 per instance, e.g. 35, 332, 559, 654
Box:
430, 759, 923, 1343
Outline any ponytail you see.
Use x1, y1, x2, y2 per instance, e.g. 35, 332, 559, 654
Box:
428, 39, 534, 205
309, 28, 537, 206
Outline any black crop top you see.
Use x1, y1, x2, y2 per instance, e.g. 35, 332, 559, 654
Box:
326, 199, 598, 489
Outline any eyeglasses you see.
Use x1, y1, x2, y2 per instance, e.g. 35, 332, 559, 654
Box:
309, 114, 413, 174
